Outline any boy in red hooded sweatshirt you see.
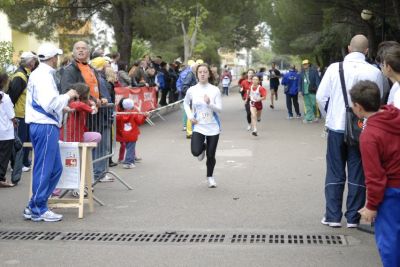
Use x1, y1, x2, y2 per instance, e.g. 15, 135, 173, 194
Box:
116, 98, 147, 169
350, 80, 400, 267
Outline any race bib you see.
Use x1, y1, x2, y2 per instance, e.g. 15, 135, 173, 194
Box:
196, 104, 213, 124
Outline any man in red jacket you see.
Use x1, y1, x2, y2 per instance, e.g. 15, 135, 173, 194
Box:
350, 80, 400, 267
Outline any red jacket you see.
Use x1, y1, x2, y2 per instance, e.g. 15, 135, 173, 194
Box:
240, 79, 252, 100
360, 105, 400, 211
60, 101, 93, 142
116, 113, 146, 142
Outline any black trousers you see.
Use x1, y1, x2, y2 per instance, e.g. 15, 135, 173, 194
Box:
0, 139, 14, 181
191, 132, 219, 177
245, 101, 251, 124
286, 94, 300, 116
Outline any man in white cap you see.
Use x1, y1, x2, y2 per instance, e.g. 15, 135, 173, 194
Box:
8, 51, 39, 182
23, 43, 78, 222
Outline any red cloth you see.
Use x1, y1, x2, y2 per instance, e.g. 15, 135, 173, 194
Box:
360, 105, 400, 211
240, 79, 253, 100
116, 113, 146, 142
60, 101, 92, 142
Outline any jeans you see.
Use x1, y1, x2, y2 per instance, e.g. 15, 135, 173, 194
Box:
17, 118, 31, 167
223, 87, 229, 96
93, 126, 110, 180
285, 94, 300, 117
324, 130, 365, 223
11, 142, 23, 184
0, 139, 14, 181
124, 142, 136, 164
244, 101, 251, 124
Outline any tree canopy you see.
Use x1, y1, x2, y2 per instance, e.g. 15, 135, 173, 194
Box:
0, 0, 268, 66
263, 0, 400, 68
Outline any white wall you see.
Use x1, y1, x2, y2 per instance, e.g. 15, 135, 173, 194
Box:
0, 11, 12, 42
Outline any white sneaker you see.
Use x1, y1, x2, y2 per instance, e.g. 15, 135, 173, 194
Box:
22, 166, 31, 172
246, 125, 251, 131
346, 223, 358, 228
123, 163, 136, 169
321, 217, 341, 228
99, 175, 115, 182
31, 210, 63, 222
197, 149, 206, 161
207, 177, 217, 188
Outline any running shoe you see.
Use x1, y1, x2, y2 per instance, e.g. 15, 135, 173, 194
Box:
321, 217, 341, 228
22, 166, 31, 172
31, 210, 63, 222
252, 131, 258, 136
197, 149, 206, 161
99, 175, 115, 182
247, 125, 251, 131
207, 177, 217, 188
270, 105, 274, 109
123, 163, 136, 169
23, 207, 32, 220
346, 223, 358, 228
296, 114, 302, 119
287, 116, 293, 120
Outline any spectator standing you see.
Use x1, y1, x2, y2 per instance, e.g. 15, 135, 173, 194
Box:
116, 98, 147, 169
268, 62, 281, 109
110, 52, 120, 73
379, 45, 400, 108
299, 59, 321, 123
8, 51, 38, 173
117, 62, 131, 87
60, 41, 111, 182
0, 72, 16, 188
281, 65, 301, 119
316, 34, 384, 228
158, 62, 171, 106
350, 81, 400, 267
220, 68, 232, 96
23, 43, 78, 221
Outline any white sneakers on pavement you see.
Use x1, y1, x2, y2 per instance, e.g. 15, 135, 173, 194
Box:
22, 166, 31, 172
31, 210, 63, 222
123, 163, 136, 169
207, 177, 217, 188
320, 217, 341, 228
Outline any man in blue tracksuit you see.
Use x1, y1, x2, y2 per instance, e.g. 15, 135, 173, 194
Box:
281, 65, 301, 119
24, 43, 78, 222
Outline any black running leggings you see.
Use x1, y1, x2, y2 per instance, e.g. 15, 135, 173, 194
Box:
245, 101, 251, 124
191, 132, 220, 177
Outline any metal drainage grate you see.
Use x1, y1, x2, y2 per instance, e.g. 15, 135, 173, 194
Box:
0, 231, 347, 246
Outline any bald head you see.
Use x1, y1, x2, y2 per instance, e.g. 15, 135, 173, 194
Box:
73, 41, 89, 63
348, 35, 369, 54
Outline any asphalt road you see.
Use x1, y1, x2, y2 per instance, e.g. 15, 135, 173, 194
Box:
0, 88, 381, 267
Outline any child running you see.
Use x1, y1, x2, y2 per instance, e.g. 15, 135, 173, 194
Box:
240, 69, 255, 131
184, 63, 222, 188
60, 83, 101, 143
116, 98, 147, 169
248, 76, 267, 136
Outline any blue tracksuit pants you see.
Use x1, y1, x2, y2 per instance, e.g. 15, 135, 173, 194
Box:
375, 188, 400, 267
28, 124, 63, 217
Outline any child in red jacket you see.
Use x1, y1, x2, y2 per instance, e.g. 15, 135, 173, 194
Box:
60, 83, 101, 143
350, 80, 400, 267
116, 98, 147, 169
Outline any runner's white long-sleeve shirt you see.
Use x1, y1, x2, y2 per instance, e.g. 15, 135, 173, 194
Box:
25, 63, 70, 127
316, 52, 384, 131
184, 83, 222, 136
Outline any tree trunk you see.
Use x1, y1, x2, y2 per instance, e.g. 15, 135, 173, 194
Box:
366, 21, 377, 58
182, 22, 190, 63
112, 2, 134, 65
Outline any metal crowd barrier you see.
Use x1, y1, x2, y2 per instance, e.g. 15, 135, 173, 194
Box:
145, 99, 183, 126
60, 103, 133, 205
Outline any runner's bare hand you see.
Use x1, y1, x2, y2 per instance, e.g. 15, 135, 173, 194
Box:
66, 89, 78, 100
204, 95, 210, 105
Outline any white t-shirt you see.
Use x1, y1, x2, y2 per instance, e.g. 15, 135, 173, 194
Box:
387, 82, 400, 105
393, 86, 400, 109
0, 92, 15, 140
184, 82, 222, 136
